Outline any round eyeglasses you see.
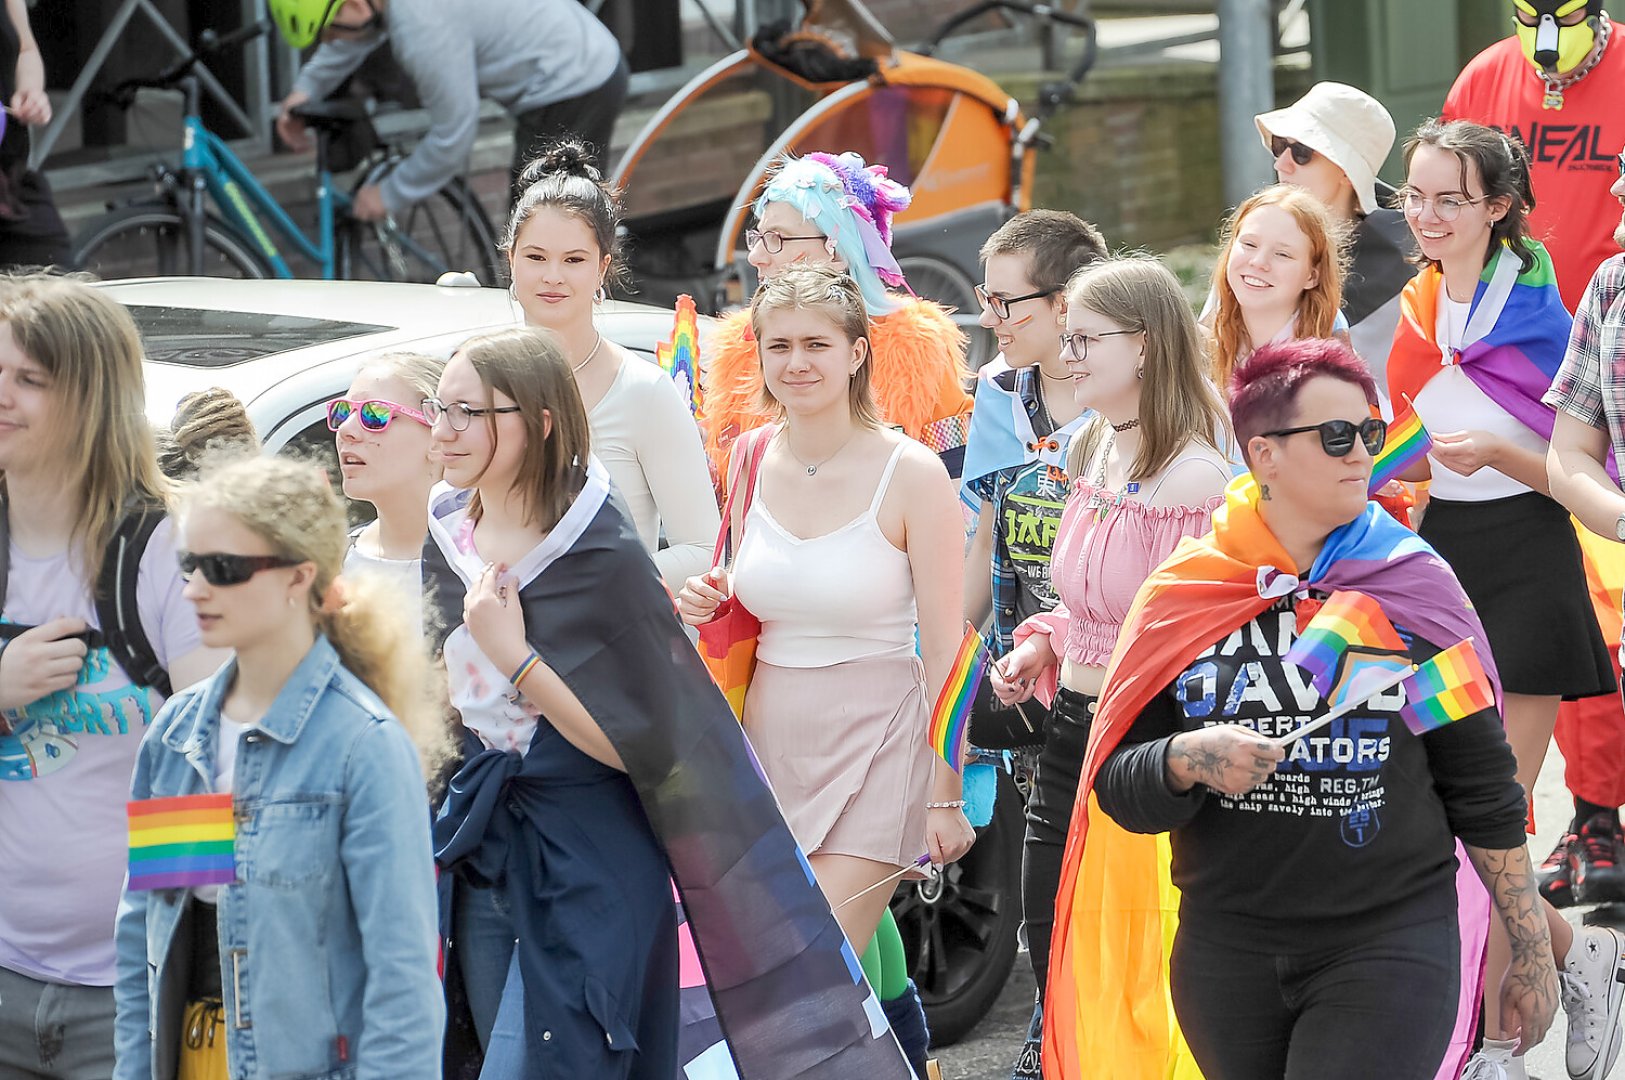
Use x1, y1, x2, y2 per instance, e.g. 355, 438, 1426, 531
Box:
1396, 189, 1488, 222
420, 397, 523, 432
1059, 329, 1137, 361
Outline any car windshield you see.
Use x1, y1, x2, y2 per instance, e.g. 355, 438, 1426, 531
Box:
127, 306, 393, 368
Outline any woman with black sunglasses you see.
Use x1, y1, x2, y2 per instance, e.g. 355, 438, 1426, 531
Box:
328, 352, 445, 632
1049, 336, 1548, 1080
114, 454, 454, 1080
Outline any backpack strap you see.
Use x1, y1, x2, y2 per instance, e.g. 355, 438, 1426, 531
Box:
95, 500, 172, 698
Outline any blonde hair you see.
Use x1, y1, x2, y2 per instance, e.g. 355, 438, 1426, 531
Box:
158, 387, 257, 482
0, 274, 168, 584
459, 328, 590, 533
747, 265, 882, 428
186, 456, 455, 785
360, 350, 446, 406
1064, 258, 1230, 482
1209, 185, 1348, 391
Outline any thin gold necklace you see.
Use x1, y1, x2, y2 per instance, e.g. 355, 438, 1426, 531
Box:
780, 428, 856, 477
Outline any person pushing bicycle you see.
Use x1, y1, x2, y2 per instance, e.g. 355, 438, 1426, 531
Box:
269, 0, 629, 222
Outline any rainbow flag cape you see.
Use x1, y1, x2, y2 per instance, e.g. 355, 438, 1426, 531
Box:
957, 359, 1090, 510
1369, 401, 1431, 493
1401, 639, 1495, 735
1388, 240, 1569, 447
127, 793, 236, 891
1044, 474, 1499, 1080
929, 624, 987, 773
657, 293, 703, 417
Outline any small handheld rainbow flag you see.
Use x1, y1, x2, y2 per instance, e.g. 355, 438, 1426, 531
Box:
1284, 591, 1406, 697
929, 625, 989, 773
1369, 400, 1432, 493
127, 793, 236, 891
656, 293, 703, 417
1400, 638, 1495, 734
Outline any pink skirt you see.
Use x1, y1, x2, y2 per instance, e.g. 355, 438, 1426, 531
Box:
742, 653, 935, 873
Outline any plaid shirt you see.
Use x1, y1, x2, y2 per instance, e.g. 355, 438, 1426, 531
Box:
966, 367, 1070, 657
1545, 254, 1625, 481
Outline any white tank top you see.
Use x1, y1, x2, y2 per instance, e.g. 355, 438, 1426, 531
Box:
733, 442, 917, 668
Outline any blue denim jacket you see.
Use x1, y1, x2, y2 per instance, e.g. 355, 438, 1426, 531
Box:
112, 636, 444, 1080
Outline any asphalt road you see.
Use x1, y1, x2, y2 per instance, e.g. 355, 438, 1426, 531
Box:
931, 746, 1614, 1080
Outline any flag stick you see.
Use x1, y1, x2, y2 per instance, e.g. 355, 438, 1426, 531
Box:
1271, 661, 1417, 747
834, 854, 932, 911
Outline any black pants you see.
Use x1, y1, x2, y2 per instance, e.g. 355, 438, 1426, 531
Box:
1169, 916, 1459, 1080
509, 55, 630, 200
0, 167, 70, 269
1021, 687, 1094, 991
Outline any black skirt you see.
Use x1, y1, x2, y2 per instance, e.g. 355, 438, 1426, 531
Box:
1419, 492, 1615, 698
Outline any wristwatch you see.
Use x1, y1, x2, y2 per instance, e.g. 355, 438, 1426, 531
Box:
1615, 511, 1625, 542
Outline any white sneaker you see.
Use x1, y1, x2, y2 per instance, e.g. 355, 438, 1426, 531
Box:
1461, 1040, 1527, 1080
1561, 924, 1625, 1080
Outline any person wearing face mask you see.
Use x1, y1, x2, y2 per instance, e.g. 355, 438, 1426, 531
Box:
700, 151, 973, 482
1255, 83, 1412, 405
1445, 0, 1625, 313
504, 141, 718, 591
1389, 118, 1622, 1080
269, 0, 628, 222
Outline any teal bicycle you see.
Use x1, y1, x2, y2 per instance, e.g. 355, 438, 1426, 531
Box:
71, 21, 501, 284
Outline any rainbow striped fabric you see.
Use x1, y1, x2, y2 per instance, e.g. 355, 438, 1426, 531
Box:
1284, 590, 1406, 698
656, 293, 703, 416
127, 793, 236, 891
1369, 402, 1432, 493
929, 625, 987, 773
1400, 639, 1495, 734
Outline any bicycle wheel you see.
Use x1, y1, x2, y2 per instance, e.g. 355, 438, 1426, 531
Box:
72, 205, 269, 281
339, 179, 502, 286
898, 254, 995, 372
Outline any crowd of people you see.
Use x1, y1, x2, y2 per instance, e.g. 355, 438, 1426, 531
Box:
4, 2, 1625, 1080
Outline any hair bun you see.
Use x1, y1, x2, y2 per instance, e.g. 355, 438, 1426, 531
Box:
520, 139, 602, 187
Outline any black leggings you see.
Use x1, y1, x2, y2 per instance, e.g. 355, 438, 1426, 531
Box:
1021, 687, 1094, 991
1169, 916, 1460, 1080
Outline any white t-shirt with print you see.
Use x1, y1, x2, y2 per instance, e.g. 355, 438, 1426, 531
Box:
0, 517, 201, 986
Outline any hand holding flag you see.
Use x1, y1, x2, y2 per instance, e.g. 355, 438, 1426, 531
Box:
1369, 398, 1431, 493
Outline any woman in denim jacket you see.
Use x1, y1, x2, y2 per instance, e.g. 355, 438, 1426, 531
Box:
113, 456, 456, 1080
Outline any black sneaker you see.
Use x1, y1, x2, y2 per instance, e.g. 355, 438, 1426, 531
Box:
1543, 831, 1579, 909
1574, 814, 1625, 905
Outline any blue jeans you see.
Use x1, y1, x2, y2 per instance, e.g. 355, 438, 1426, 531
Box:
0, 964, 117, 1080
454, 879, 518, 1051
1168, 915, 1459, 1080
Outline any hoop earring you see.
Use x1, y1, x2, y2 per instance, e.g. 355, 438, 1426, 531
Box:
1136, 366, 1143, 380
593, 285, 607, 304
508, 282, 517, 301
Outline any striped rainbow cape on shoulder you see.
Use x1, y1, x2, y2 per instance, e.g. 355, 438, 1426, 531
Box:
1042, 475, 1499, 1080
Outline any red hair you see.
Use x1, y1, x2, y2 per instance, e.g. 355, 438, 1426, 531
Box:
1230, 338, 1377, 467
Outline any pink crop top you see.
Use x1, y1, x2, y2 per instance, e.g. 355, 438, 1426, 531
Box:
1014, 478, 1222, 690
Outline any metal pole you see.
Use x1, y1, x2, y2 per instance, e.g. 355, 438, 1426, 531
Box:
1216, 0, 1276, 207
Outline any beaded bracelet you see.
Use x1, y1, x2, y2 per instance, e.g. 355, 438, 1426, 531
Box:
925, 799, 967, 810
509, 651, 542, 688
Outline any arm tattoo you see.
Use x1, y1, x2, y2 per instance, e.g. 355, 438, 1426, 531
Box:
1469, 845, 1557, 1017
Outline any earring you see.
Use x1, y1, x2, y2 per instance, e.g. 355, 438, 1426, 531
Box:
287, 595, 296, 608
1259, 483, 1272, 502
1136, 367, 1143, 380
824, 238, 838, 257
593, 285, 607, 304
507, 282, 517, 301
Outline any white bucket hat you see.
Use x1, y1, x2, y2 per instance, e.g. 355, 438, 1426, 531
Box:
1255, 82, 1396, 216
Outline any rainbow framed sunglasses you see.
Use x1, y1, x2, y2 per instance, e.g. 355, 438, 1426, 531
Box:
326, 397, 430, 432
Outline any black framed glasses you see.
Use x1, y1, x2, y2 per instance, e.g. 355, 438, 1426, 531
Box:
326, 397, 429, 432
1270, 135, 1316, 167
974, 284, 1059, 321
421, 397, 523, 432
1395, 188, 1489, 222
1262, 418, 1388, 457
745, 228, 827, 255
1059, 329, 1137, 361
178, 552, 302, 587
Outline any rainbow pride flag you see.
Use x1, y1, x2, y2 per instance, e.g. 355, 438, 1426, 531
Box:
1369, 401, 1431, 493
656, 293, 703, 417
929, 624, 987, 773
1284, 590, 1407, 698
1400, 639, 1495, 734
127, 793, 236, 891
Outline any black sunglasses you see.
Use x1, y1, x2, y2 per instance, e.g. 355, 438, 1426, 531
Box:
1262, 418, 1387, 457
1618, 152, 1624, 179
178, 551, 302, 587
1270, 135, 1316, 167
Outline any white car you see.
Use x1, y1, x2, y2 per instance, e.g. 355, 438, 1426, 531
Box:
106, 277, 711, 460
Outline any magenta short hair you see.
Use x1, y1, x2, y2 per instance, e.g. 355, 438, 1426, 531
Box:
1230, 338, 1379, 467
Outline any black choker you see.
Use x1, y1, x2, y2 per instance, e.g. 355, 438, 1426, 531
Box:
1111, 419, 1140, 432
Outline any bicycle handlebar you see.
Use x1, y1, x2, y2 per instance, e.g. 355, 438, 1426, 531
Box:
104, 18, 269, 107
